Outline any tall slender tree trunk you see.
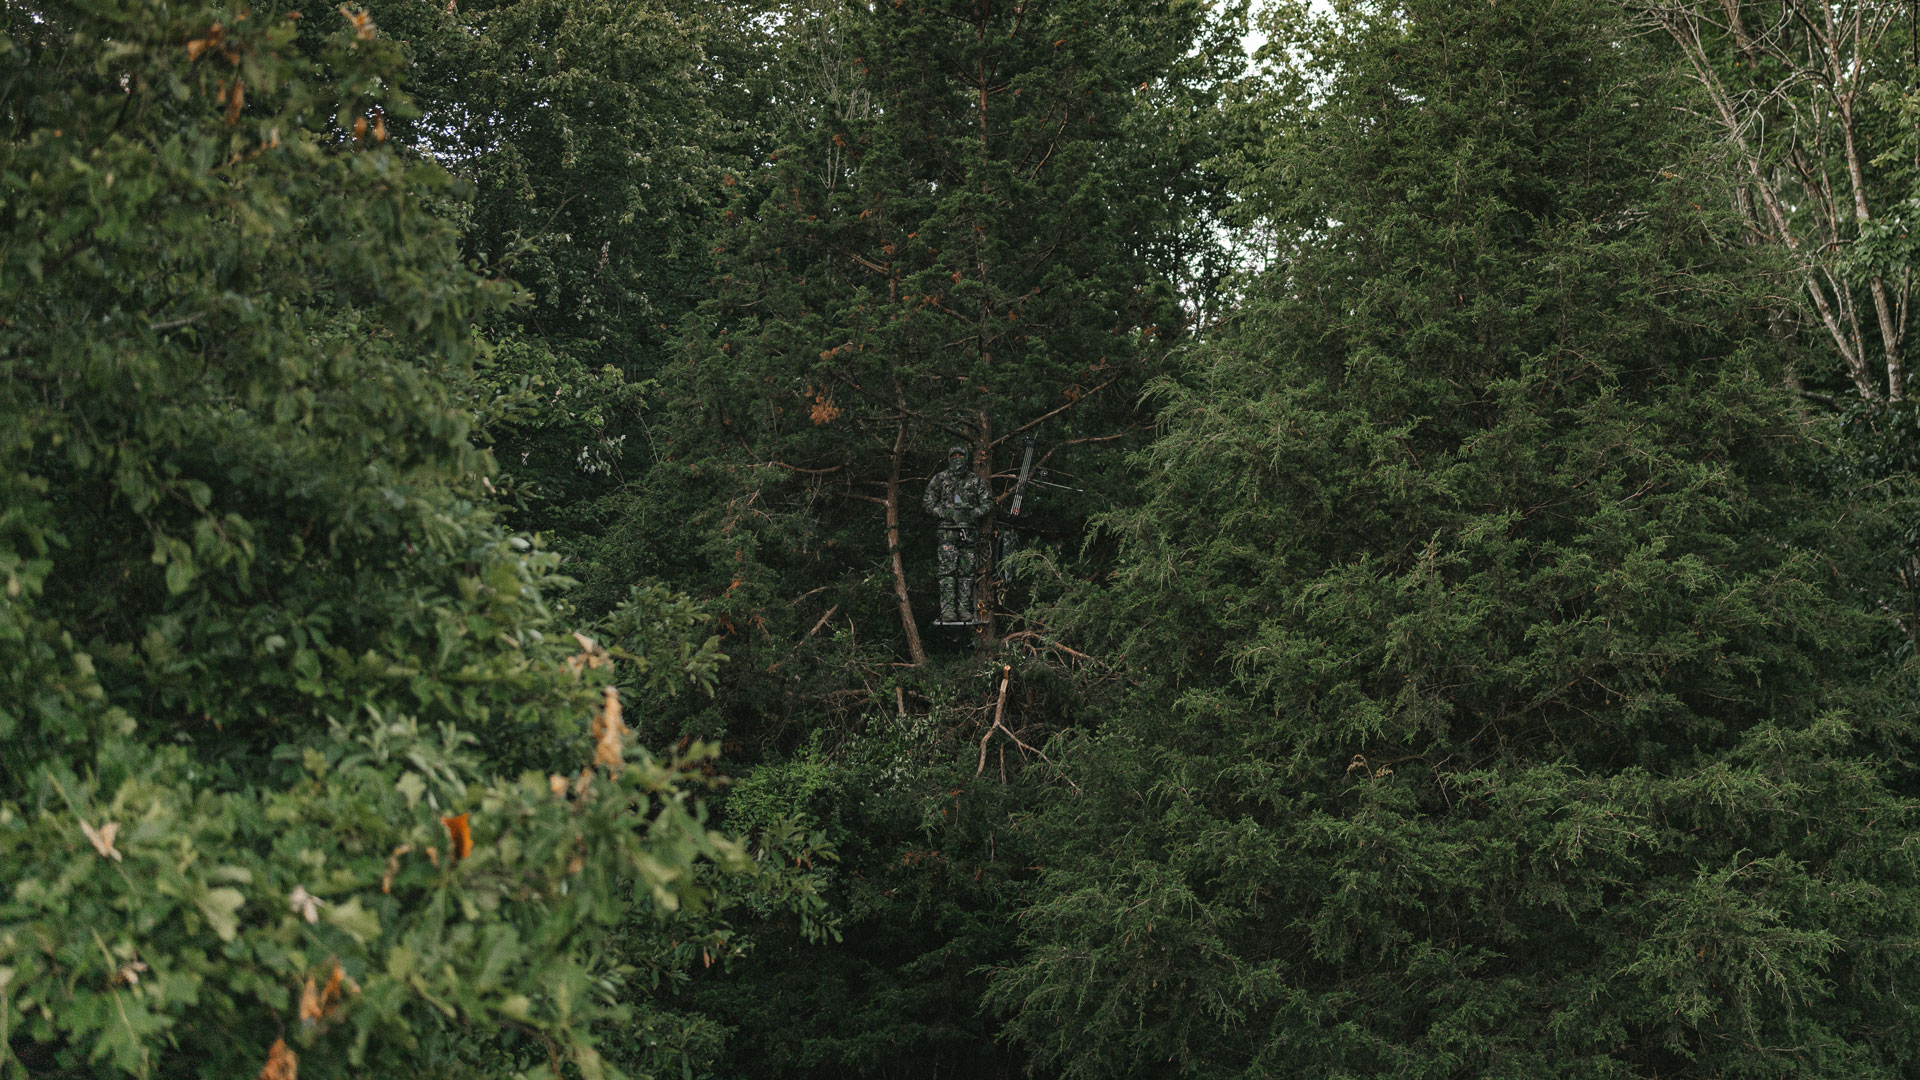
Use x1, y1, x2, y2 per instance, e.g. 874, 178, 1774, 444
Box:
887, 403, 927, 665
977, 406, 996, 646
973, 19, 997, 648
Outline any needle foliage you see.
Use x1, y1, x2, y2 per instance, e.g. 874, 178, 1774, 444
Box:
991, 3, 1920, 1077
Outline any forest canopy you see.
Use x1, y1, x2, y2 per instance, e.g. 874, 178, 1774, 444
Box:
3, 0, 1919, 1078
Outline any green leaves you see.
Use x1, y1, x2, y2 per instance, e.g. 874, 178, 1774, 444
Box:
0, 0, 782, 1075
1, 720, 756, 1079
192, 887, 247, 943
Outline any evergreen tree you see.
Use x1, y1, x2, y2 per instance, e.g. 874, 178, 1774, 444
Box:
588, 0, 1242, 709
577, 3, 1244, 1076
992, 3, 1920, 1077
676, 755, 1040, 1080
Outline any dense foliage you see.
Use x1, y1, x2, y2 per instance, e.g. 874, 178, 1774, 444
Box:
991, 3, 1920, 1076
0, 2, 816, 1077
6, 0, 1919, 1077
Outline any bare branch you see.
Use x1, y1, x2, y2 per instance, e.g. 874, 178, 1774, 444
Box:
1638, 0, 1904, 403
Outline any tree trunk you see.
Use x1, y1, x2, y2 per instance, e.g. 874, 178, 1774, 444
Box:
1643, 0, 1908, 404
977, 406, 996, 646
887, 411, 927, 665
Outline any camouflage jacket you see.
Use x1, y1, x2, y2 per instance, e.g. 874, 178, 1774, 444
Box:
923, 467, 991, 527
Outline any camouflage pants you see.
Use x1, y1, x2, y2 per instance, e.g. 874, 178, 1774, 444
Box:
936, 527, 975, 622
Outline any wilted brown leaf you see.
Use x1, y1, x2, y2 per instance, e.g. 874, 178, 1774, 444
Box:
259, 1038, 297, 1080
300, 958, 356, 1025
186, 23, 233, 62
80, 820, 122, 862
591, 686, 625, 770
337, 4, 375, 38
321, 960, 345, 1008
381, 844, 411, 893
441, 813, 472, 860
565, 631, 613, 678
288, 885, 323, 923
807, 386, 841, 425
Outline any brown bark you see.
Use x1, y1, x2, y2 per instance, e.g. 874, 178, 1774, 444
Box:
887, 404, 927, 665
976, 406, 996, 645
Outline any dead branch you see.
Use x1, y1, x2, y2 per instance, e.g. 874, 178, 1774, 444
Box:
976, 665, 1014, 778
974, 665, 1079, 791
991, 376, 1120, 447
1001, 629, 1096, 663
805, 605, 840, 639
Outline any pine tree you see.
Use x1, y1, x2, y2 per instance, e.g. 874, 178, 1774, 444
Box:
576, 4, 1244, 1076
991, 3, 1920, 1077
585, 0, 1242, 674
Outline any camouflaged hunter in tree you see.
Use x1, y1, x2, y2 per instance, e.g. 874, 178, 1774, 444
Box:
923, 445, 991, 622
